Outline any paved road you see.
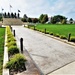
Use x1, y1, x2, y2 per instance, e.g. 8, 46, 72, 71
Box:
12, 26, 75, 75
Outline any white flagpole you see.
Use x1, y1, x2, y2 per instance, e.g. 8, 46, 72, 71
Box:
10, 5, 12, 14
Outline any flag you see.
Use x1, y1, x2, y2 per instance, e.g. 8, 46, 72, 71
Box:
10, 5, 12, 8
18, 10, 21, 12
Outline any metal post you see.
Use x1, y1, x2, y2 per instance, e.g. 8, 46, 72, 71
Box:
13, 30, 15, 37
68, 33, 71, 41
20, 38, 23, 53
45, 28, 46, 34
24, 63, 26, 70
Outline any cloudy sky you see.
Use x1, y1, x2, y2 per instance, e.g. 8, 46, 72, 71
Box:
0, 0, 75, 19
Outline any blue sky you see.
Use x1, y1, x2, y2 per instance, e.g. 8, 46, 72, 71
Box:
0, 0, 75, 20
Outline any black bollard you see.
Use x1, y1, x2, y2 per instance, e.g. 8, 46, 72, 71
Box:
24, 63, 26, 71
13, 30, 15, 37
45, 28, 46, 34
68, 33, 71, 41
20, 38, 23, 53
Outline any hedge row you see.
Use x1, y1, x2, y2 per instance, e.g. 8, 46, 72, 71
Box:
27, 26, 75, 42
5, 26, 26, 74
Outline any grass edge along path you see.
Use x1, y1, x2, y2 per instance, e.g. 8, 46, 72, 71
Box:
0, 27, 5, 75
27, 24, 75, 42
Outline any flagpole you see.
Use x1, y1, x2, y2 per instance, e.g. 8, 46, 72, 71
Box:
10, 5, 12, 14
10, 6, 11, 14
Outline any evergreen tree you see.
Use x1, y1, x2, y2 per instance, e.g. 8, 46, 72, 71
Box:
14, 13, 17, 18
18, 13, 20, 18
69, 18, 73, 24
27, 18, 32, 22
8, 12, 10, 18
11, 12, 14, 18
4, 12, 7, 18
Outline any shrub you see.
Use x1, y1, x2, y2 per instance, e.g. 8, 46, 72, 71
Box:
46, 31, 49, 34
49, 32, 53, 35
41, 30, 44, 33
7, 37, 16, 43
70, 36, 75, 42
60, 35, 67, 39
5, 54, 27, 71
8, 46, 19, 56
54, 33, 60, 37
7, 41, 17, 47
7, 35, 14, 38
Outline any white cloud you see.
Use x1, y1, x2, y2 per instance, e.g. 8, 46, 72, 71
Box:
0, 0, 75, 19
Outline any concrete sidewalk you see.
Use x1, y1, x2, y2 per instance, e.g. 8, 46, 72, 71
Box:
48, 61, 75, 75
12, 26, 75, 75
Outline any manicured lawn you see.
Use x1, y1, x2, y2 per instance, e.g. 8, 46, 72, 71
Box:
0, 27, 5, 75
32, 24, 75, 37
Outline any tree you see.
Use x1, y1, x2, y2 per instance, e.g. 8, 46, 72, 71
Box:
61, 18, 67, 24
14, 13, 17, 18
41, 15, 48, 23
4, 12, 7, 18
32, 18, 39, 23
69, 18, 73, 24
39, 14, 44, 23
51, 15, 67, 24
18, 13, 20, 18
21, 18, 27, 22
39, 14, 48, 23
27, 18, 32, 22
23, 14, 28, 19
8, 12, 10, 18
0, 13, 2, 21
11, 12, 14, 18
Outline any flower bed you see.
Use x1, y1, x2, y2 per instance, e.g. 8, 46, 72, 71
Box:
5, 26, 27, 75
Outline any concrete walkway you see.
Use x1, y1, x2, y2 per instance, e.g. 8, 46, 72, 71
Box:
12, 26, 75, 75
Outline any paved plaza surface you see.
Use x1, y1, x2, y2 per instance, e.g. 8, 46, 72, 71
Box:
12, 26, 75, 75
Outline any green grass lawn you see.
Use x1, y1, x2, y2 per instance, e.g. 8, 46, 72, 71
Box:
0, 27, 5, 75
31, 24, 75, 38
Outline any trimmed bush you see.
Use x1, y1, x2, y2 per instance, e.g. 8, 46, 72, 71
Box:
70, 36, 75, 42
5, 54, 27, 71
7, 41, 17, 47
49, 32, 53, 35
41, 30, 44, 33
46, 31, 49, 34
8, 46, 19, 56
54, 33, 60, 37
60, 35, 67, 39
7, 37, 16, 43
7, 35, 14, 38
